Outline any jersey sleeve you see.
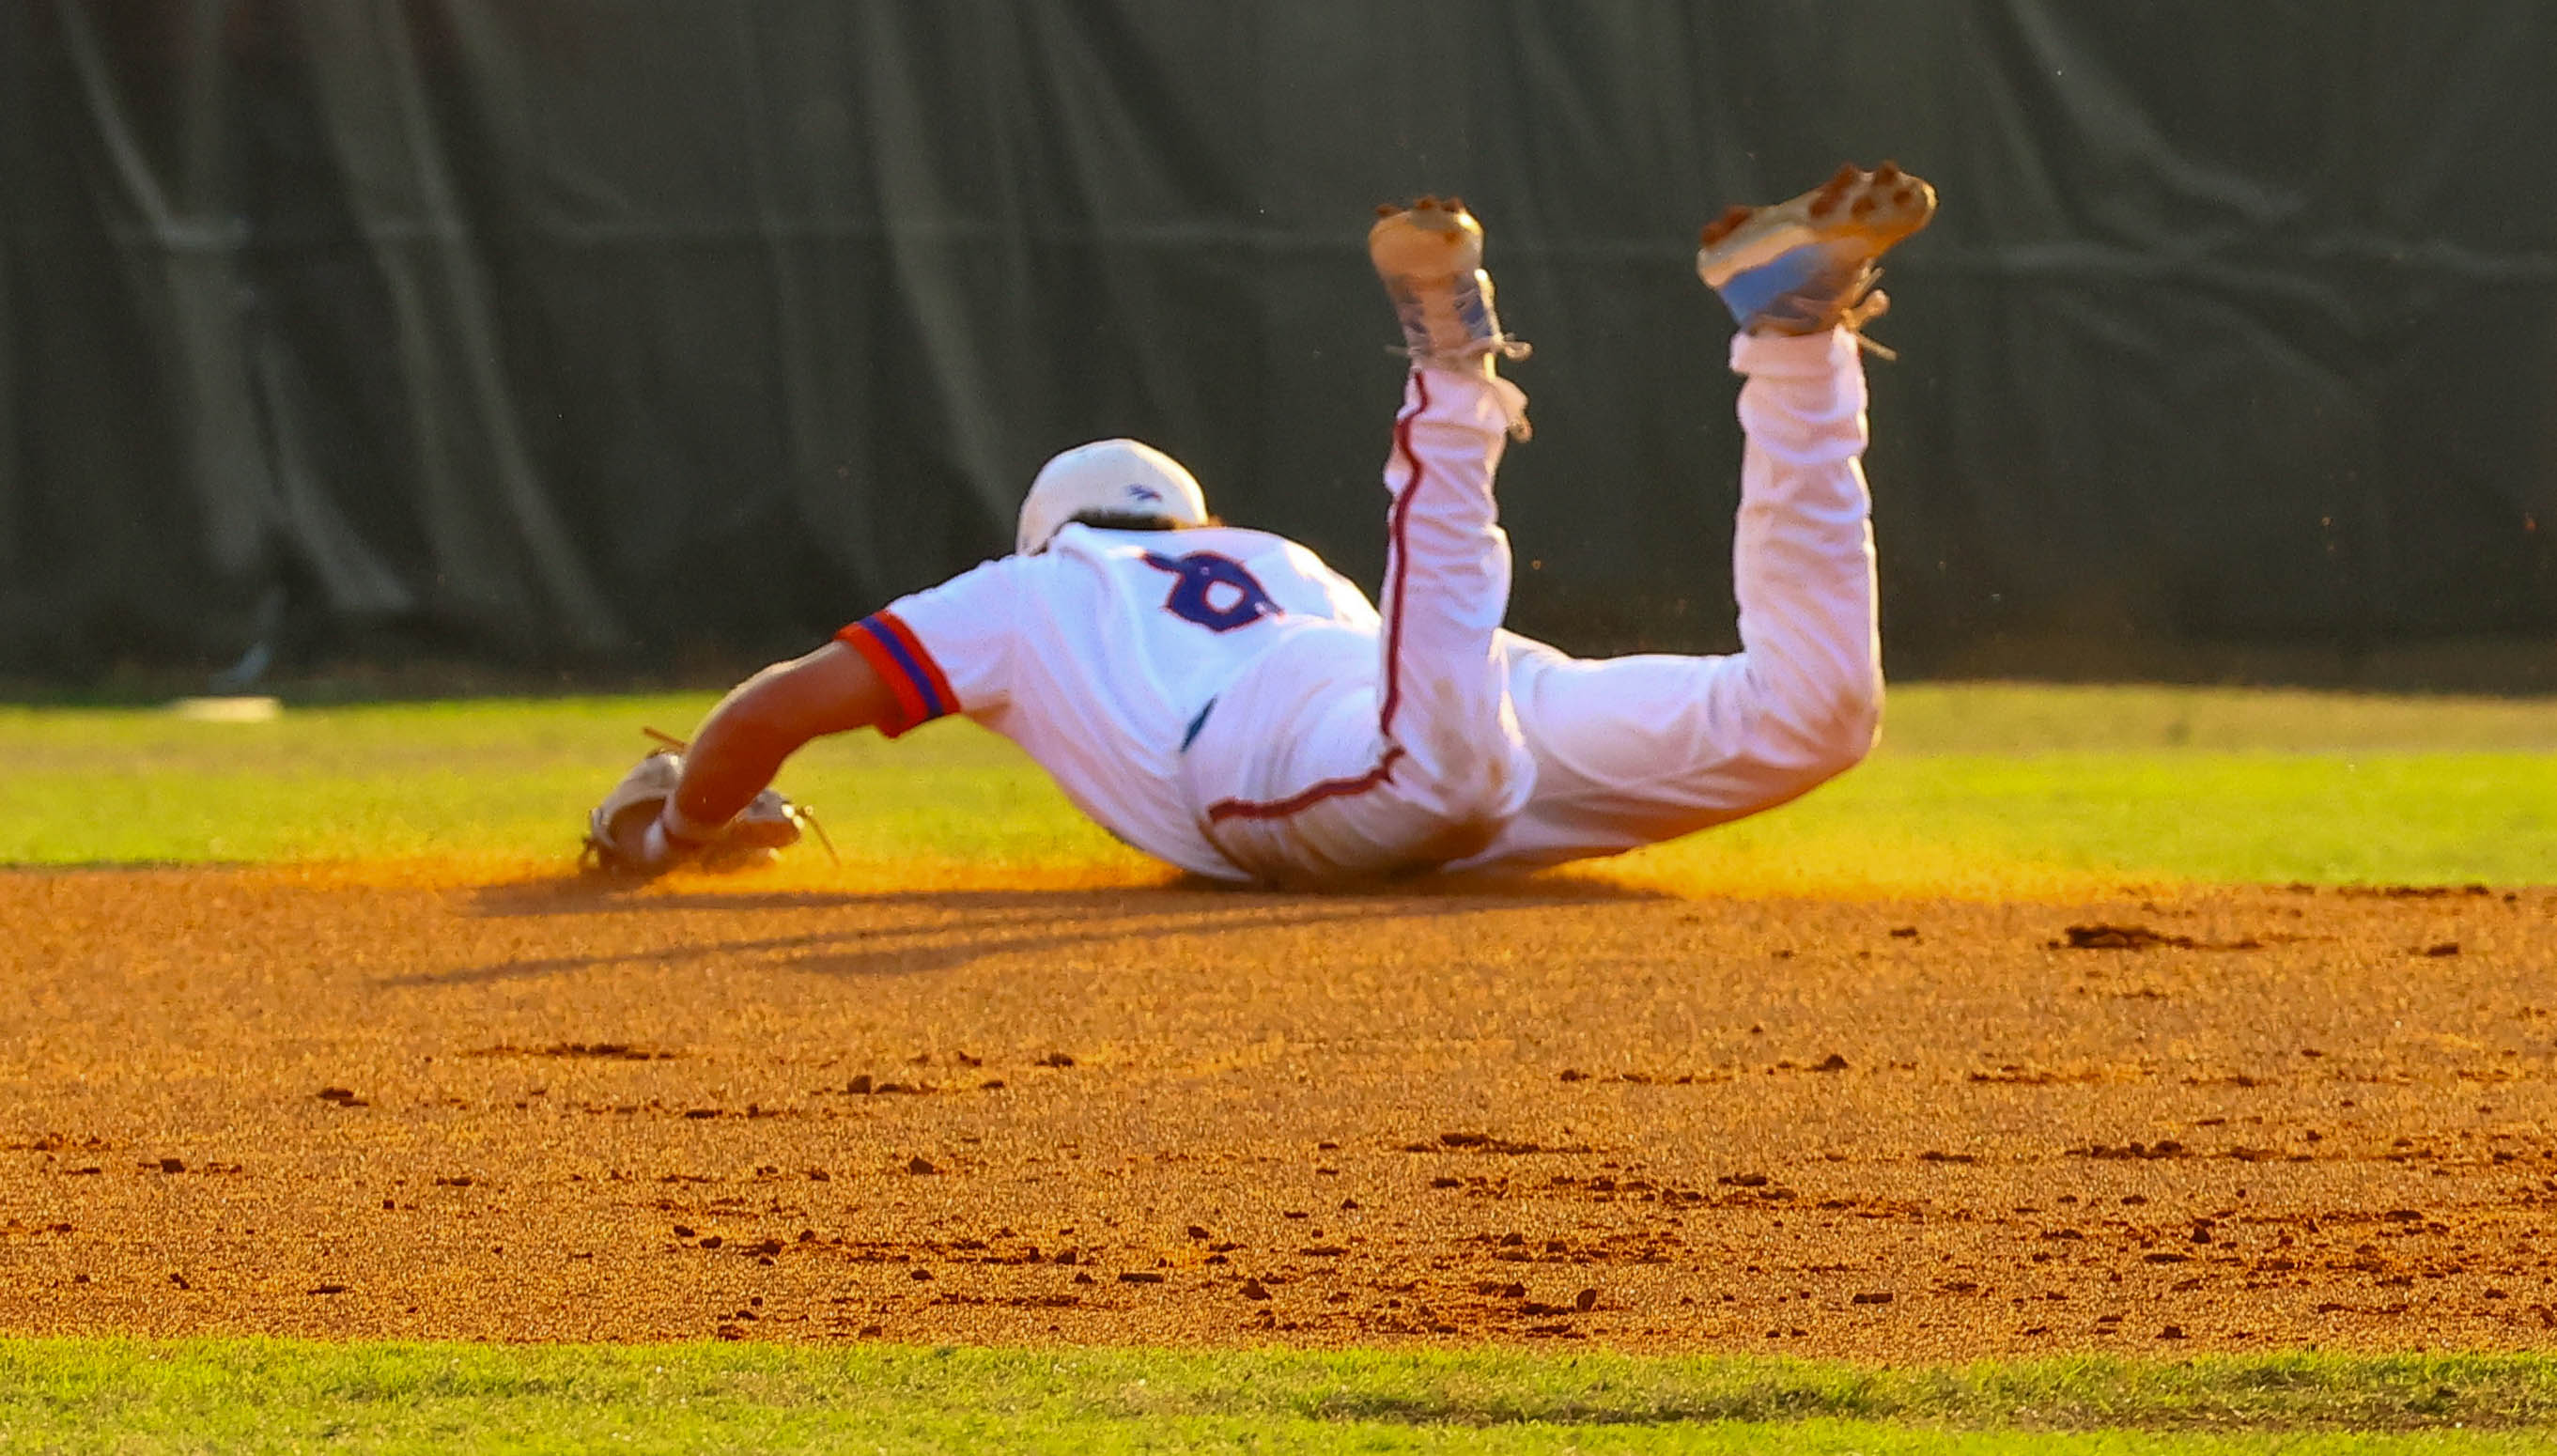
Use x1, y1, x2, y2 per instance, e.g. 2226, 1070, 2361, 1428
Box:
836, 557, 1025, 737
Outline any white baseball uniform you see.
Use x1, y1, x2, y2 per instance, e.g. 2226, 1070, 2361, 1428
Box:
838, 327, 1881, 887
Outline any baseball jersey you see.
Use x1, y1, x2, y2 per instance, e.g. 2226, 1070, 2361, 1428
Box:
837, 522, 1382, 877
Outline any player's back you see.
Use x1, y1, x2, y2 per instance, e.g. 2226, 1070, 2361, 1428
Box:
855, 522, 1379, 876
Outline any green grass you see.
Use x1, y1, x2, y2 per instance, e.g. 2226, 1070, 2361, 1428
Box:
0, 684, 2550, 889
3, 1340, 2554, 1452
0, 695, 1142, 874
1616, 751, 2557, 893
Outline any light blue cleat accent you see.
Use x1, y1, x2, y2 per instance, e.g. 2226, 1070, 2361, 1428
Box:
1697, 163, 1937, 354
1368, 195, 1530, 370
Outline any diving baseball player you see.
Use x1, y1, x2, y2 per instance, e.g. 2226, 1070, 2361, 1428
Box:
586, 163, 1938, 888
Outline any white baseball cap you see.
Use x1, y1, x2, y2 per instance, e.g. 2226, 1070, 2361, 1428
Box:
1015, 439, 1211, 555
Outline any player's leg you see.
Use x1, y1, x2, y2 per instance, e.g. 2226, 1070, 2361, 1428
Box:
1189, 199, 1539, 884
1453, 164, 1934, 869
1467, 330, 1883, 864
1366, 340, 1536, 821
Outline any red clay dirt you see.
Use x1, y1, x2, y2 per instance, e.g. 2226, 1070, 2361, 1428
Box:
2, 864, 2554, 1358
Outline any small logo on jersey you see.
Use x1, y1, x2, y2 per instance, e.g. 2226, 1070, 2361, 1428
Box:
1142, 550, 1282, 633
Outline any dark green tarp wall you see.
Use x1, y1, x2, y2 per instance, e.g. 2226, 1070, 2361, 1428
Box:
5, 2, 2553, 682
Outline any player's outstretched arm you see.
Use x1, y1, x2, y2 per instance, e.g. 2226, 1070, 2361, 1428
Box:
585, 643, 895, 875
669, 642, 895, 831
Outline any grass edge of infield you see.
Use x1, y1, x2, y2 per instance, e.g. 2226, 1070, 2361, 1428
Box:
3, 1339, 2556, 1434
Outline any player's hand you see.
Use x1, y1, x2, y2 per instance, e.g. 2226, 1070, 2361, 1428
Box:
581, 735, 827, 875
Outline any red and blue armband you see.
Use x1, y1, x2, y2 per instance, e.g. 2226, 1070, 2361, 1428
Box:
836, 611, 959, 737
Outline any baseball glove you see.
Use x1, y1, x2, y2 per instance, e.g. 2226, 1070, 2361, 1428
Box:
581, 730, 829, 875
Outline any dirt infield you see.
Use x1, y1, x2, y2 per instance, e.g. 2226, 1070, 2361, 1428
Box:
3, 864, 2553, 1358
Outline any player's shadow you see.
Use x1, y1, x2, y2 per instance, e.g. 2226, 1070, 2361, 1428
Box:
463, 866, 1662, 919
405, 871, 1662, 989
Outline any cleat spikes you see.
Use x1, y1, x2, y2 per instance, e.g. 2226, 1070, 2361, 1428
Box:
1698, 204, 1755, 247
1811, 166, 1859, 217
1444, 195, 1465, 212
1416, 194, 1441, 211
1376, 202, 1401, 217
1694, 160, 1937, 349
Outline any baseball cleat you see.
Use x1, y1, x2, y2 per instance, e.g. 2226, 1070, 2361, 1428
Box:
1368, 195, 1529, 372
1697, 162, 1937, 352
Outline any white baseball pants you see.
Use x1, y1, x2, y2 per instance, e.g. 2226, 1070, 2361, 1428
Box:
1186, 328, 1882, 885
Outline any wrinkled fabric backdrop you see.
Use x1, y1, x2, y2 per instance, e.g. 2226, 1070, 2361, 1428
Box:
4, 2, 2552, 683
